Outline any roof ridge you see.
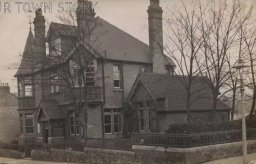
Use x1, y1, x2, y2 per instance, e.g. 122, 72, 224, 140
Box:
50, 22, 77, 27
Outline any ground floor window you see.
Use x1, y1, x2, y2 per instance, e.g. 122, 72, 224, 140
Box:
20, 114, 23, 134
104, 108, 122, 134
138, 106, 150, 133
37, 123, 41, 134
25, 114, 34, 133
68, 112, 80, 136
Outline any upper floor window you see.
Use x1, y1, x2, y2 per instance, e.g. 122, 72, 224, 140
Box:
139, 66, 148, 73
71, 60, 96, 87
49, 70, 60, 93
73, 67, 84, 87
18, 78, 33, 97
113, 65, 122, 89
85, 60, 96, 87
104, 108, 122, 134
166, 66, 174, 75
50, 75, 60, 94
50, 38, 61, 56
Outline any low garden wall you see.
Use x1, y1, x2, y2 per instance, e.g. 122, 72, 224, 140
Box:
31, 140, 256, 164
133, 140, 256, 164
32, 148, 135, 164
0, 148, 23, 159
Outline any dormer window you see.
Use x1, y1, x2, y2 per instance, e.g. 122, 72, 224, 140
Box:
50, 38, 61, 56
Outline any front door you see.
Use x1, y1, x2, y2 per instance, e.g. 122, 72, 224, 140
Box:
42, 122, 49, 144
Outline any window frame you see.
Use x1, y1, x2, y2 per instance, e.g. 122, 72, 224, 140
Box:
68, 112, 80, 136
104, 108, 122, 134
50, 38, 61, 56
20, 114, 23, 134
85, 60, 96, 87
71, 60, 96, 88
113, 64, 122, 89
25, 113, 34, 134
50, 74, 60, 94
138, 107, 150, 133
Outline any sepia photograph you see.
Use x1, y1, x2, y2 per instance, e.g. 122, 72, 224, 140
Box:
0, 0, 256, 163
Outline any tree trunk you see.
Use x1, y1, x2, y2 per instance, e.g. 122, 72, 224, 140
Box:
186, 89, 191, 122
250, 90, 256, 116
231, 90, 236, 122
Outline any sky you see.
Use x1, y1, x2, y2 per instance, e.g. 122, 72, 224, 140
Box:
0, 0, 185, 92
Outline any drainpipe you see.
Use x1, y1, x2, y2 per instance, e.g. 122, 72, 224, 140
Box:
101, 51, 107, 146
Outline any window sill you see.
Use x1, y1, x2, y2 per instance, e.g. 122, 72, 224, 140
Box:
113, 88, 123, 92
50, 92, 60, 95
19, 96, 34, 99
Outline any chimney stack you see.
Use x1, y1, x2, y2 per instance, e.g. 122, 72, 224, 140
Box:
76, 0, 96, 41
0, 83, 10, 97
148, 0, 166, 73
33, 8, 46, 60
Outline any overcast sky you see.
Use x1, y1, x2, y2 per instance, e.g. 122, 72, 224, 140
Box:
0, 0, 187, 92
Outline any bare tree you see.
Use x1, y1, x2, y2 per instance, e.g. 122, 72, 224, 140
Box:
242, 25, 256, 116
197, 0, 252, 120
163, 2, 209, 122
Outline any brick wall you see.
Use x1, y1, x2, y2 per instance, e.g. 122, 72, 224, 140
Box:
32, 148, 135, 164
31, 140, 256, 164
0, 148, 23, 159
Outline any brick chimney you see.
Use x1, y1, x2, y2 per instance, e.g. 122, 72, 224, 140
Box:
148, 0, 166, 73
76, 0, 96, 41
0, 83, 10, 96
33, 8, 46, 60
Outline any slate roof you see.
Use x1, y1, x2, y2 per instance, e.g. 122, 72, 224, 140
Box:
46, 22, 78, 39
15, 29, 36, 76
46, 16, 175, 66
130, 73, 230, 111
37, 100, 65, 120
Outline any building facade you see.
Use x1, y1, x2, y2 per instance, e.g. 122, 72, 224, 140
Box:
15, 0, 175, 145
0, 83, 19, 144
127, 73, 231, 134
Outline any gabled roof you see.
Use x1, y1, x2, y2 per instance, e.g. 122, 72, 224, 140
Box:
15, 29, 36, 76
36, 100, 65, 121
46, 16, 175, 66
128, 73, 230, 112
46, 22, 78, 40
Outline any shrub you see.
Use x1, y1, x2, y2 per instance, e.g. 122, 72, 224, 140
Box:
166, 115, 256, 134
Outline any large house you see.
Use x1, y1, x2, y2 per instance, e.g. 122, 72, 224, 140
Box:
15, 0, 230, 146
15, 0, 175, 145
